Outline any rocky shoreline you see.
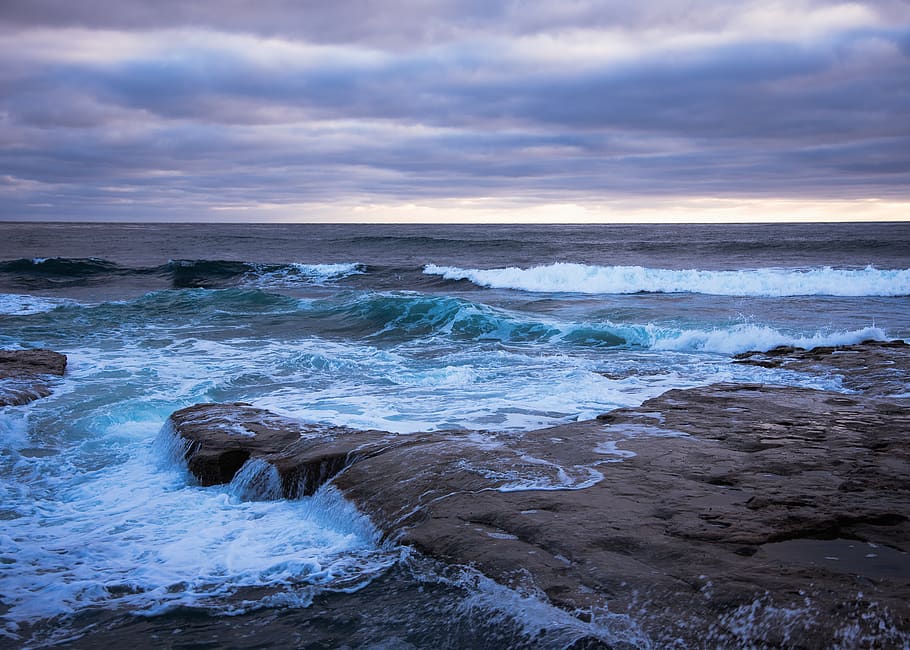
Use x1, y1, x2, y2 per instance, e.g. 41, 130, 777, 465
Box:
163, 340, 910, 647
0, 349, 67, 406
4, 341, 907, 645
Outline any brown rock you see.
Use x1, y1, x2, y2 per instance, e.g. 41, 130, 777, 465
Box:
0, 349, 67, 406
167, 402, 411, 497
734, 338, 910, 396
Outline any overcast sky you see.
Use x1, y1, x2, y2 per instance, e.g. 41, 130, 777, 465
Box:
1, 0, 908, 222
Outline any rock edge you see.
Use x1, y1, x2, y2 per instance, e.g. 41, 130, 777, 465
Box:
0, 349, 67, 406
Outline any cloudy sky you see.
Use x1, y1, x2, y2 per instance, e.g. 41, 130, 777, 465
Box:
1, 1, 908, 222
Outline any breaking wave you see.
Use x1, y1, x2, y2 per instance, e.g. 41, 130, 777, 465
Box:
166, 260, 366, 288
647, 324, 888, 355
313, 293, 891, 354
24, 288, 890, 356
246, 262, 366, 288
0, 293, 77, 315
423, 263, 910, 297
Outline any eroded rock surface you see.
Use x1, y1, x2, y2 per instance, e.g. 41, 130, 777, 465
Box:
0, 349, 67, 406
734, 338, 910, 396
165, 342, 910, 647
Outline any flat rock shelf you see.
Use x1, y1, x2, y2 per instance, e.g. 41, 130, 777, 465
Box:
165, 341, 910, 647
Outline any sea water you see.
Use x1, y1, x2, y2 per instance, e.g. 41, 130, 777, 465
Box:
1, 222, 908, 647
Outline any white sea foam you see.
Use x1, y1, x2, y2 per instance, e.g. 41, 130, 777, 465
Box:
455, 453, 605, 493
0, 293, 75, 315
240, 323, 872, 433
593, 440, 637, 459
228, 458, 284, 501
247, 262, 365, 287
0, 436, 394, 628
647, 324, 888, 355
0, 411, 30, 451
408, 556, 652, 648
424, 263, 910, 297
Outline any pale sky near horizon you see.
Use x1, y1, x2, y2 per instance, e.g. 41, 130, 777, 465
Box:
1, 1, 908, 223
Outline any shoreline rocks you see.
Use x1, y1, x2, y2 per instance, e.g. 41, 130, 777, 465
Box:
165, 341, 910, 646
734, 338, 910, 396
0, 349, 67, 406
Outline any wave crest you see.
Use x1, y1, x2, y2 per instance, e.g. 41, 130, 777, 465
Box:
11, 287, 893, 358
424, 263, 910, 297
162, 260, 366, 288
250, 262, 366, 287
646, 324, 888, 355
164, 260, 365, 288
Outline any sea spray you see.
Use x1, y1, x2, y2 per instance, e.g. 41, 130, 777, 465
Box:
151, 418, 194, 471
403, 555, 653, 649
0, 293, 76, 316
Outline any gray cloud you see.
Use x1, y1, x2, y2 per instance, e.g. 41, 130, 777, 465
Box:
6, 0, 909, 48
0, 1, 908, 220
0, 1, 811, 45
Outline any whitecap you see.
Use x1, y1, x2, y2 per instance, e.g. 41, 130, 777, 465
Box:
648, 324, 887, 355
424, 263, 910, 297
0, 293, 76, 316
246, 262, 365, 287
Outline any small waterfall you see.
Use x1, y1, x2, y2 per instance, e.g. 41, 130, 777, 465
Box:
228, 458, 284, 501
151, 419, 194, 470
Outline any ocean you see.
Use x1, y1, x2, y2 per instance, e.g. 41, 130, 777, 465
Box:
1, 222, 909, 648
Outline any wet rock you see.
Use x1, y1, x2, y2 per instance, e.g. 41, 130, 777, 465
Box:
165, 341, 910, 647
337, 389, 909, 646
0, 349, 67, 406
167, 403, 410, 497
734, 338, 910, 396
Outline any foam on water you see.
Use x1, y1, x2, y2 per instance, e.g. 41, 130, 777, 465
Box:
406, 556, 653, 648
227, 458, 284, 501
0, 293, 76, 315
1, 289, 875, 438
12, 321, 857, 438
244, 262, 365, 287
424, 263, 910, 297
254, 345, 695, 433
646, 324, 888, 355
455, 454, 606, 493
0, 426, 394, 635
0, 410, 30, 451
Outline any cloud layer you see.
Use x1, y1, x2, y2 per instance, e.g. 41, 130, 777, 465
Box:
1, 1, 908, 221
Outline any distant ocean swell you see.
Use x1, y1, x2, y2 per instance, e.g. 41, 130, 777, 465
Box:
423, 262, 910, 297
0, 257, 365, 289
6, 257, 910, 297
0, 287, 889, 356
169, 260, 365, 288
